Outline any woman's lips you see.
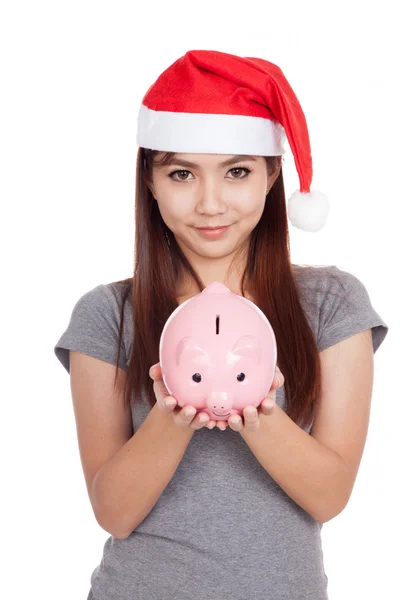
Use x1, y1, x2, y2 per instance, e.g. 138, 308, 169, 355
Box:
195, 225, 230, 238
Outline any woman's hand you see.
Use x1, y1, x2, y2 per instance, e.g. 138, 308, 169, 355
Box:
149, 363, 211, 431
149, 362, 284, 433
207, 365, 285, 432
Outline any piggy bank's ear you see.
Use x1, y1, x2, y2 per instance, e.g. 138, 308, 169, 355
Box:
230, 335, 262, 365
176, 336, 208, 366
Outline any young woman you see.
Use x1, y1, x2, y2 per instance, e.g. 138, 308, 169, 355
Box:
54, 50, 389, 600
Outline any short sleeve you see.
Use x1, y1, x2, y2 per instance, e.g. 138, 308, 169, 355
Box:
317, 266, 389, 354
54, 284, 127, 374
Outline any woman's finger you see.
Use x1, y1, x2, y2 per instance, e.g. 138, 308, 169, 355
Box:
150, 363, 177, 413
191, 411, 211, 430
164, 395, 177, 410
260, 396, 276, 415
243, 406, 261, 431
274, 366, 284, 388
228, 414, 243, 431
149, 362, 161, 380
173, 405, 198, 429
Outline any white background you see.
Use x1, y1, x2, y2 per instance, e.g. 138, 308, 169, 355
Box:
1, 1, 398, 598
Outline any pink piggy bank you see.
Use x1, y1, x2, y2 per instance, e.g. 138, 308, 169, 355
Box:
159, 281, 277, 421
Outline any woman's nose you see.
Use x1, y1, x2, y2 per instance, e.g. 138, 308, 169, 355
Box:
196, 180, 227, 211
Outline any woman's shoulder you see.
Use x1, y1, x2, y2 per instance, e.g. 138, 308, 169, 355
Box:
54, 280, 132, 374
292, 263, 338, 289
65, 279, 133, 332
104, 278, 133, 309
292, 264, 388, 354
292, 263, 370, 297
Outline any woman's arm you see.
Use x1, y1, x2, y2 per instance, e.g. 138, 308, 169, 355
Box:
240, 403, 346, 523
93, 402, 194, 539
240, 330, 374, 523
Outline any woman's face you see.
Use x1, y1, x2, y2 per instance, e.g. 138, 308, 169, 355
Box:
148, 153, 278, 260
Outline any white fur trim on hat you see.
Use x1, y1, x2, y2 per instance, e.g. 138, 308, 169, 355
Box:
137, 104, 286, 155
287, 190, 330, 232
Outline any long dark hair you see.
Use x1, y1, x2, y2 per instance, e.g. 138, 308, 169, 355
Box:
112, 147, 325, 430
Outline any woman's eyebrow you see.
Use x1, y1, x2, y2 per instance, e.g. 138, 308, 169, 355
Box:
167, 155, 258, 169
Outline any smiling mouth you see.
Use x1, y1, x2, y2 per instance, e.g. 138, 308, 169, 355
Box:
213, 412, 230, 417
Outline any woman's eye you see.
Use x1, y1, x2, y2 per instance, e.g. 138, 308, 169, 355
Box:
168, 170, 193, 181
228, 167, 251, 179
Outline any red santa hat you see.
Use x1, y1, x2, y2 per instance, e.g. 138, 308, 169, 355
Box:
136, 49, 330, 232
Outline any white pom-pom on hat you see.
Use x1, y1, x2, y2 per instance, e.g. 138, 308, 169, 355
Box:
287, 189, 330, 233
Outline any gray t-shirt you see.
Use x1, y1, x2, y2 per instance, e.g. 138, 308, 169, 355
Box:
54, 265, 389, 600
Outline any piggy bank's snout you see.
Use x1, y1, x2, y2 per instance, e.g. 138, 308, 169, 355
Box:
206, 391, 234, 415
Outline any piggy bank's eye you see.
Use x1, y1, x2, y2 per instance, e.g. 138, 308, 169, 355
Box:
192, 373, 202, 383
237, 373, 245, 382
